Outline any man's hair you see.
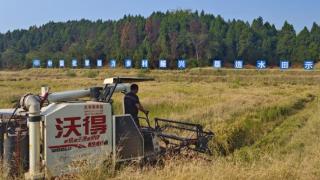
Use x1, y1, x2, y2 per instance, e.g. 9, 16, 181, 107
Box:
131, 84, 139, 91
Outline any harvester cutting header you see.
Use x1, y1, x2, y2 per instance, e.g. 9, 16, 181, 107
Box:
0, 77, 213, 179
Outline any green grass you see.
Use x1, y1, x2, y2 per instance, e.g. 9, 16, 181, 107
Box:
0, 68, 320, 179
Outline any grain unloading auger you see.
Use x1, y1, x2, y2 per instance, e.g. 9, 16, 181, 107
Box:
0, 77, 214, 179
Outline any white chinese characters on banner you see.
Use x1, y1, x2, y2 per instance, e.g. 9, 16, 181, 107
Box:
125, 59, 132, 68
141, 59, 148, 68
47, 60, 53, 68
33, 59, 40, 68
85, 59, 90, 67
97, 59, 103, 67
213, 60, 222, 68
159, 60, 167, 68
110, 60, 116, 68
72, 59, 78, 67
304, 61, 314, 70
234, 60, 243, 69
59, 60, 65, 68
178, 60, 186, 69
280, 61, 289, 69
256, 60, 266, 69
30, 58, 316, 70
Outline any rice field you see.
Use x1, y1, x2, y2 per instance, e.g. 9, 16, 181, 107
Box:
0, 68, 320, 179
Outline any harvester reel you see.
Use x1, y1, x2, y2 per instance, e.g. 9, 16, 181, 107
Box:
140, 116, 214, 156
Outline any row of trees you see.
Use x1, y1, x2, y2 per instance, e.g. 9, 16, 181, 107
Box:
0, 10, 320, 69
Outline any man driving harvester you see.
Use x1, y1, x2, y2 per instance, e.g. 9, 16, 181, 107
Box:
124, 84, 149, 127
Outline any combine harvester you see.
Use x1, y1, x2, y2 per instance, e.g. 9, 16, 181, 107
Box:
0, 77, 213, 179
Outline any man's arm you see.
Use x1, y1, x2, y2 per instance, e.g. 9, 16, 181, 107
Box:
135, 103, 148, 114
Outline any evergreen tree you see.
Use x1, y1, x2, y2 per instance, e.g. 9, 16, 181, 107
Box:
0, 10, 319, 69
310, 23, 320, 60
276, 21, 296, 61
295, 27, 311, 63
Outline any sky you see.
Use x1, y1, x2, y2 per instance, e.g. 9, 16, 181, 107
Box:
0, 0, 319, 33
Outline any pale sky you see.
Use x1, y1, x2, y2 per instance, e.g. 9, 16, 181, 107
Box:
0, 0, 319, 33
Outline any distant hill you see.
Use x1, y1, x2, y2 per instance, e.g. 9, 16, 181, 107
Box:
0, 10, 319, 69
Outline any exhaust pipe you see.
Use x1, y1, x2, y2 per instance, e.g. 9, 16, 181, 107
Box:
20, 94, 44, 179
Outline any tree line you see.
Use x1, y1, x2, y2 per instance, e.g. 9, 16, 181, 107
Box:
0, 10, 319, 69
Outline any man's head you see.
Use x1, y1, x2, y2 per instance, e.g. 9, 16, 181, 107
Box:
130, 84, 139, 94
